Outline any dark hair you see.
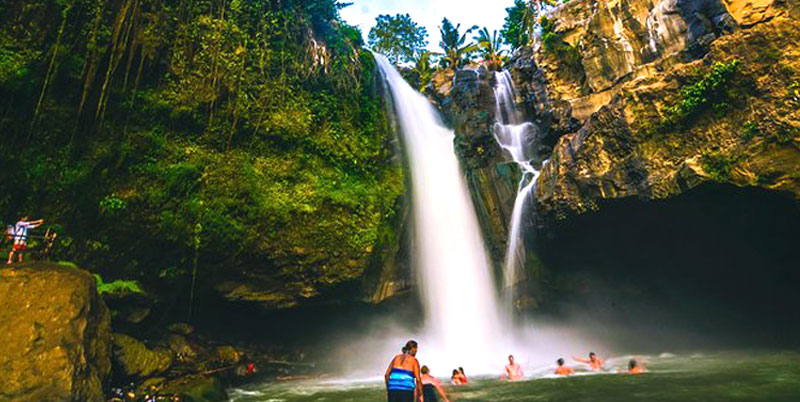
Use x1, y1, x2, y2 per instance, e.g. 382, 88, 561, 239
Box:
421, 365, 429, 375
629, 359, 637, 369
589, 352, 596, 357
508, 354, 514, 359
458, 367, 465, 374
403, 340, 418, 353
452, 369, 459, 376
557, 358, 565, 366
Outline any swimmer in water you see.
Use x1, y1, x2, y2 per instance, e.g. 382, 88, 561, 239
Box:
500, 355, 524, 381
554, 358, 575, 376
573, 352, 604, 371
385, 340, 422, 402
451, 369, 463, 385
457, 367, 468, 384
627, 359, 646, 374
421, 366, 450, 402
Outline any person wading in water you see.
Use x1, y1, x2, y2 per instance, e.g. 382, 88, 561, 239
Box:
385, 340, 422, 402
573, 352, 605, 371
500, 354, 524, 381
421, 365, 450, 402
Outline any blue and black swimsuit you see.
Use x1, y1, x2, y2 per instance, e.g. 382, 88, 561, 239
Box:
387, 367, 416, 402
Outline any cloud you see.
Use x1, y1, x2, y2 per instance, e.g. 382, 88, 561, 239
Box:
340, 0, 515, 52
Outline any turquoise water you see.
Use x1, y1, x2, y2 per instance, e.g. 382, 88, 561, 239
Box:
228, 351, 800, 402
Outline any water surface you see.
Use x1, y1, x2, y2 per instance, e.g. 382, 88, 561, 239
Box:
229, 351, 800, 402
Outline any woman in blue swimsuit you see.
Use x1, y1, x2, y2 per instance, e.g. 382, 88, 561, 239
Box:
385, 340, 422, 402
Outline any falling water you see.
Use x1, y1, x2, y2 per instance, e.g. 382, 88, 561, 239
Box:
492, 71, 541, 292
373, 54, 506, 371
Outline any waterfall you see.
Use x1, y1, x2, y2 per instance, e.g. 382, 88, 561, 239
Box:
492, 71, 541, 293
373, 54, 506, 371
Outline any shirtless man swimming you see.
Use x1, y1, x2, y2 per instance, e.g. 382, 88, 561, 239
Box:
573, 352, 604, 371
500, 355, 524, 381
554, 358, 575, 376
385, 340, 423, 402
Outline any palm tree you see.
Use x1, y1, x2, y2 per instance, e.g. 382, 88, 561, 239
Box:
475, 27, 508, 71
438, 18, 480, 69
411, 51, 436, 91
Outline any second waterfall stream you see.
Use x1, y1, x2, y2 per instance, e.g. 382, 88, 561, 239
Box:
492, 70, 542, 295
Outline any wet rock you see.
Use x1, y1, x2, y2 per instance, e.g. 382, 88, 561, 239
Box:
214, 346, 242, 365
167, 334, 198, 362
161, 375, 228, 402
113, 333, 173, 378
168, 322, 195, 336
0, 263, 111, 402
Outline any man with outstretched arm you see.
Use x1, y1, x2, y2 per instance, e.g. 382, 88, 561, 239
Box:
7, 216, 44, 264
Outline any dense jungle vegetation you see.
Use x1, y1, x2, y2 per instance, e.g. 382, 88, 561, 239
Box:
0, 0, 405, 300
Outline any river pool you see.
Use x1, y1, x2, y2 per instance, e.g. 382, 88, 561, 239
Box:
228, 350, 800, 402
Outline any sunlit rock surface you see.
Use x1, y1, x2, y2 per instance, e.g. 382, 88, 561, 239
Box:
541, 0, 739, 118
537, 6, 800, 219
0, 264, 111, 402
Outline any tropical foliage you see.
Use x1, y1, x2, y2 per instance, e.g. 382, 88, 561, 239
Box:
0, 0, 405, 299
475, 27, 508, 71
368, 13, 429, 65
501, 0, 562, 49
411, 51, 436, 91
438, 18, 480, 69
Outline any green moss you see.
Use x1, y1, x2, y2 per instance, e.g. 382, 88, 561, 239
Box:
540, 17, 583, 78
658, 60, 742, 132
701, 152, 737, 182
94, 274, 143, 295
741, 121, 760, 142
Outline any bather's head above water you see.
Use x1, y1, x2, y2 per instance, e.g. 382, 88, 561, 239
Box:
402, 340, 418, 357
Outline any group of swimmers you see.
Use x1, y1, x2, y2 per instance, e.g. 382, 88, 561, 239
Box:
386, 340, 647, 402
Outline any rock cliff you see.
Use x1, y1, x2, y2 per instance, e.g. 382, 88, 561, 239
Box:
0, 263, 112, 402
536, 0, 800, 219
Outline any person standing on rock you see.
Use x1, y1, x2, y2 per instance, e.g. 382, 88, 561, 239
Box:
385, 340, 422, 402
7, 216, 44, 264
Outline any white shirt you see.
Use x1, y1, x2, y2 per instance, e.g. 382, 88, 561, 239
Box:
13, 221, 32, 245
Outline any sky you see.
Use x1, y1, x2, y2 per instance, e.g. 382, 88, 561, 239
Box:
339, 0, 516, 53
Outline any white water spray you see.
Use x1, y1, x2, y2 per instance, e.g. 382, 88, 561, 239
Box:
492, 71, 541, 291
373, 54, 507, 372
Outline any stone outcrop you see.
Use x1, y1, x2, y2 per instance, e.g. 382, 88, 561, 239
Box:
540, 0, 740, 119
723, 0, 779, 26
440, 66, 521, 268
113, 333, 173, 378
0, 263, 111, 402
537, 6, 800, 219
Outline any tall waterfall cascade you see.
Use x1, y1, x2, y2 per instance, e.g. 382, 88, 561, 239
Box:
492, 71, 542, 292
373, 54, 508, 371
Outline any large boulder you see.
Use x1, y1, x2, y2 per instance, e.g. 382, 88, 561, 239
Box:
0, 263, 111, 402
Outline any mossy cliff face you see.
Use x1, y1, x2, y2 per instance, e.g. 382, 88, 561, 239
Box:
536, 2, 800, 219
0, 0, 406, 309
0, 264, 112, 402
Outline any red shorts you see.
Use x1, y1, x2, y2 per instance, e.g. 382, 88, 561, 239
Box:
12, 243, 27, 252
